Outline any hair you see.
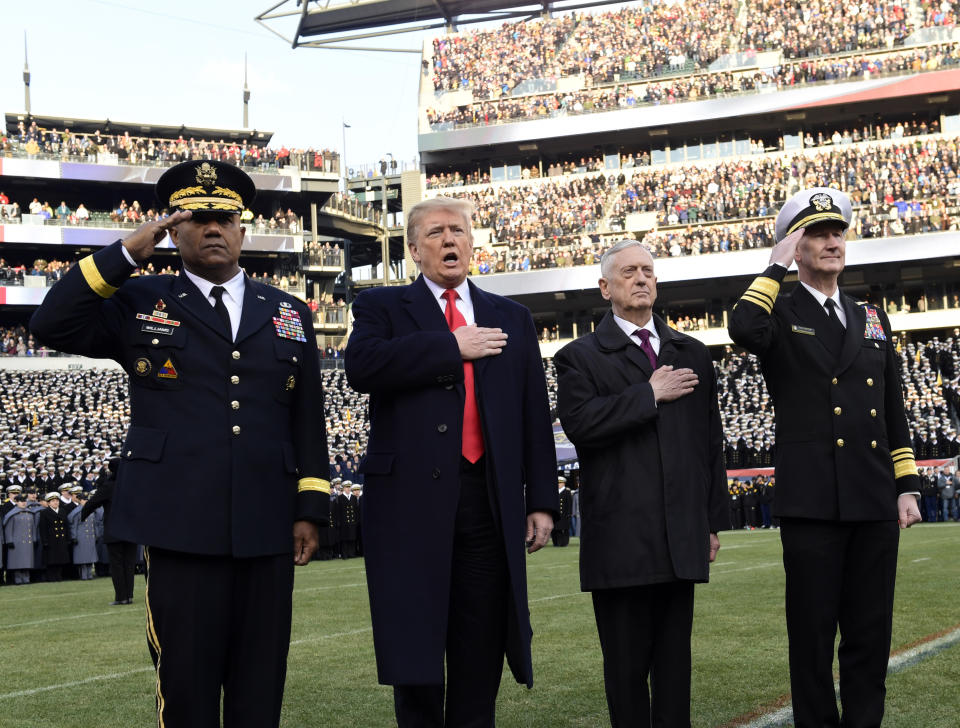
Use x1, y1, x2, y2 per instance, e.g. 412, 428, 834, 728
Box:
599, 239, 653, 278
406, 197, 474, 247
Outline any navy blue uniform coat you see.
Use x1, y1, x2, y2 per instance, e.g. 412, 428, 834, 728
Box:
345, 275, 558, 687
728, 265, 920, 518
30, 241, 330, 557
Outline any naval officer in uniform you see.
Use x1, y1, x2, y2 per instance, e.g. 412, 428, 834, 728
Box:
30, 160, 331, 728
728, 187, 921, 727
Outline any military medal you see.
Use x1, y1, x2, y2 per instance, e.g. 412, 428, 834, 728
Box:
273, 305, 307, 342
863, 306, 886, 341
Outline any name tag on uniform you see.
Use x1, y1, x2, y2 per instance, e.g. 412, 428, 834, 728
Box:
141, 323, 174, 336
791, 325, 816, 336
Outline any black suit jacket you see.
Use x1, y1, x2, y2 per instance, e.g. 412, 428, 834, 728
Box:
729, 265, 920, 520
555, 312, 729, 591
30, 241, 330, 557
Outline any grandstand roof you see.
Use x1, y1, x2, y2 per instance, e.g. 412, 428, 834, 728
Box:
258, 0, 622, 48
4, 113, 274, 146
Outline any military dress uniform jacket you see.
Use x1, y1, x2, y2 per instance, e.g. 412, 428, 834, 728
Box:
345, 275, 558, 688
728, 265, 920, 520
555, 313, 729, 591
30, 241, 330, 557
38, 507, 72, 565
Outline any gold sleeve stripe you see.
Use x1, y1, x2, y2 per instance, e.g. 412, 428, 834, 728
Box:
749, 276, 781, 300
79, 255, 118, 298
740, 292, 773, 314
890, 447, 915, 458
893, 459, 919, 479
298, 477, 331, 494
892, 452, 916, 462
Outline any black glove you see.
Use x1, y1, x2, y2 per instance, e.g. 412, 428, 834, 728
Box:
6, 543, 13, 550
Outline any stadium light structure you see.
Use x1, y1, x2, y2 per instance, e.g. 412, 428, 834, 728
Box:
255, 0, 626, 52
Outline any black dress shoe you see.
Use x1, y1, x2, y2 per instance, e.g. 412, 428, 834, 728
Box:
124, 598, 133, 604
110, 600, 124, 606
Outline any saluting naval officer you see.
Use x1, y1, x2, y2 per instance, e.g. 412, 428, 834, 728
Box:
30, 159, 331, 728
728, 187, 922, 727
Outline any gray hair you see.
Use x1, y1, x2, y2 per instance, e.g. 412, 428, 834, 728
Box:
599, 239, 653, 278
406, 197, 474, 247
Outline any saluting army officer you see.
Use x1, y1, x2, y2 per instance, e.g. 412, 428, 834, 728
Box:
729, 187, 922, 727
30, 160, 332, 728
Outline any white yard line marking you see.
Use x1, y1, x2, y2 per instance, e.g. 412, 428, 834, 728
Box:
911, 557, 931, 563
0, 667, 154, 700
295, 582, 366, 594
289, 627, 372, 646
0, 611, 122, 629
738, 626, 960, 727
713, 562, 780, 575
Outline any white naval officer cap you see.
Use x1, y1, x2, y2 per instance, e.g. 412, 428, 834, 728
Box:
775, 187, 852, 242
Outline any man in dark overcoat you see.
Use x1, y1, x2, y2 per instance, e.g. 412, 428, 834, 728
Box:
30, 160, 331, 728
345, 196, 558, 727
729, 187, 922, 727
555, 240, 728, 728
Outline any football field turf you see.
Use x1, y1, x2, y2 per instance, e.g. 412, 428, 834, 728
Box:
1, 523, 958, 727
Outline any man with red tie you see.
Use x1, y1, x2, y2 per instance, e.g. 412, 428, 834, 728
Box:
345, 196, 558, 727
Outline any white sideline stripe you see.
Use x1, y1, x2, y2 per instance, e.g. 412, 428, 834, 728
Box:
530, 591, 588, 604
713, 562, 780, 575
0, 610, 121, 629
0, 590, 87, 603
0, 667, 154, 700
739, 626, 960, 728
296, 582, 366, 594
289, 627, 372, 646
0, 626, 379, 700
912, 557, 931, 563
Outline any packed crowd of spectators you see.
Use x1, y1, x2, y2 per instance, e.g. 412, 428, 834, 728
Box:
457, 173, 612, 243
3, 120, 339, 174
427, 0, 945, 101
740, 0, 911, 58
440, 131, 960, 274
426, 43, 960, 129
426, 118, 939, 191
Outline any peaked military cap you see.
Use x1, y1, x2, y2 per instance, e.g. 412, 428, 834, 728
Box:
775, 187, 852, 242
156, 160, 256, 214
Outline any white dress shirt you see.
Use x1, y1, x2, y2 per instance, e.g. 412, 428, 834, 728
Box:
799, 281, 846, 328
423, 276, 475, 326
182, 267, 245, 341
612, 314, 660, 355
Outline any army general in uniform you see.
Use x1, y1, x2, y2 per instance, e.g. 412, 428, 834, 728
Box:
728, 187, 921, 727
30, 160, 331, 728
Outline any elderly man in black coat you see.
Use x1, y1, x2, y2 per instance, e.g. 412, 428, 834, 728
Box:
555, 240, 728, 728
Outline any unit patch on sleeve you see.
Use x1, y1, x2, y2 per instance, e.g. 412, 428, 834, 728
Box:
157, 358, 179, 379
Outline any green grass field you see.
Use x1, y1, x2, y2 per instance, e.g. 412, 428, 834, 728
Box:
2, 523, 958, 727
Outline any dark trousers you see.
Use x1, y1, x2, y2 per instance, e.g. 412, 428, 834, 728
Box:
394, 458, 509, 728
591, 581, 695, 728
780, 519, 899, 728
107, 541, 137, 601
922, 494, 938, 523
144, 547, 294, 728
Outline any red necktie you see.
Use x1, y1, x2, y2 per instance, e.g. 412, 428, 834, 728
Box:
442, 289, 484, 463
636, 328, 658, 369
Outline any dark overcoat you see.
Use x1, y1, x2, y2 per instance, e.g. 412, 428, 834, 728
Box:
30, 241, 330, 556
345, 275, 558, 687
38, 507, 72, 566
555, 312, 729, 591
